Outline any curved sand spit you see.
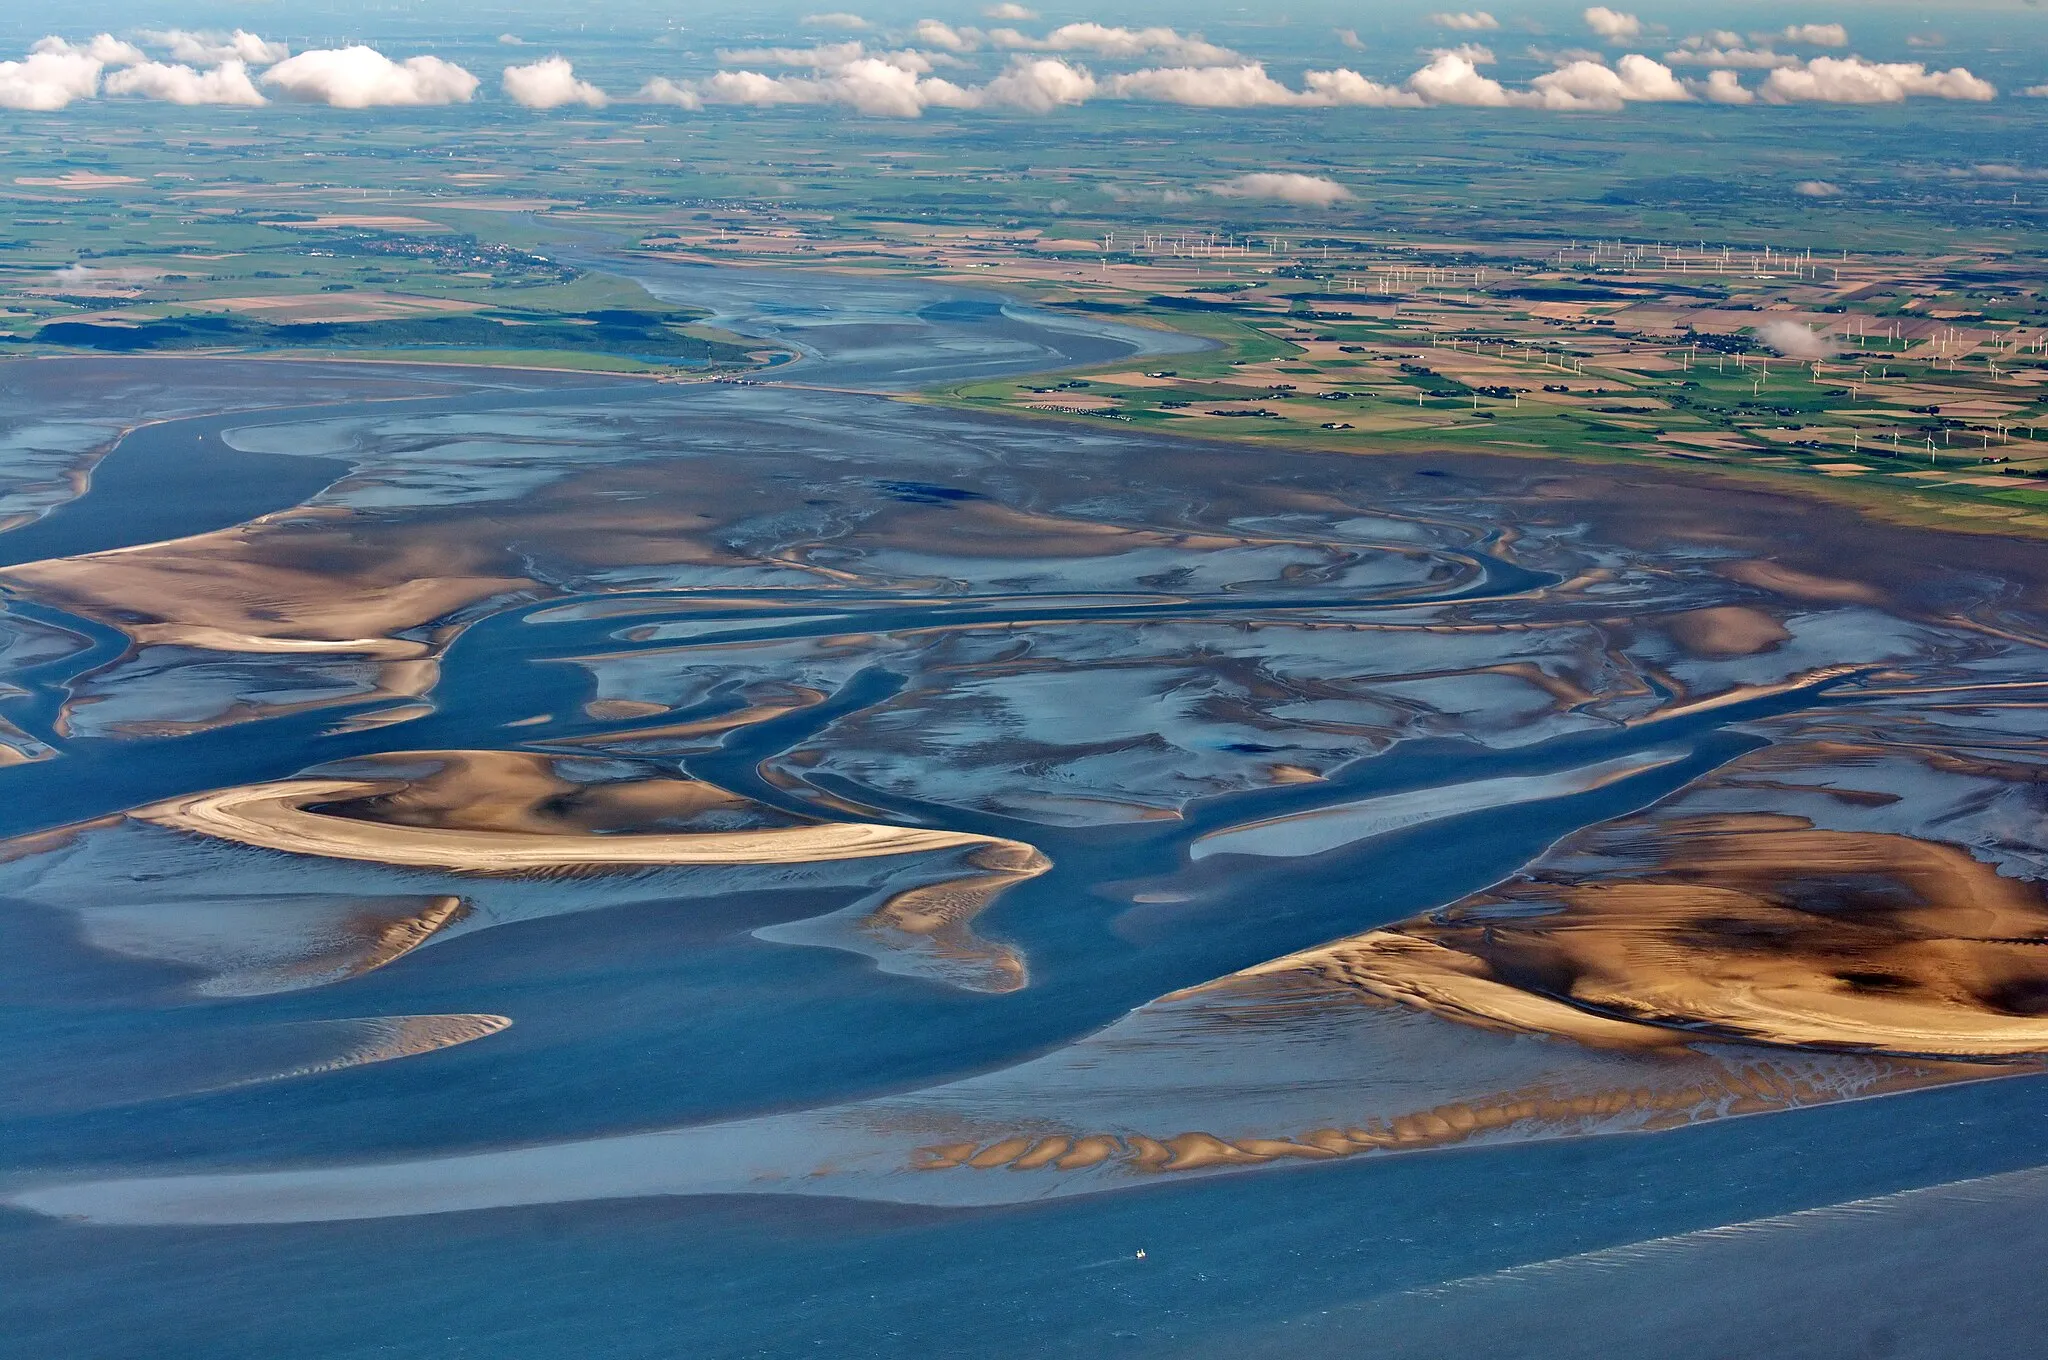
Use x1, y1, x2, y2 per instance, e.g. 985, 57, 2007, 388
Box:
132, 777, 994, 871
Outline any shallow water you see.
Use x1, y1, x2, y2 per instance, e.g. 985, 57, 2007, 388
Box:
1, 261, 2046, 1357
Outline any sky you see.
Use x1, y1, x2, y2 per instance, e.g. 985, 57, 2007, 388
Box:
2, 3, 2045, 116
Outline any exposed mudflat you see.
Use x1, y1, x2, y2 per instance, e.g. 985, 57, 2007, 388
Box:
1, 261, 2045, 1356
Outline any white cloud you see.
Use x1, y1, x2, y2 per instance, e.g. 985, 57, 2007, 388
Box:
0, 48, 103, 110
979, 56, 1096, 110
1407, 51, 1515, 105
1109, 63, 1314, 107
802, 12, 869, 29
32, 34, 145, 66
1433, 43, 1498, 64
1583, 7, 1642, 40
1794, 179, 1841, 196
737, 43, 938, 74
1211, 172, 1351, 206
1665, 43, 1798, 70
694, 57, 975, 116
639, 76, 703, 109
1698, 69, 1754, 102
1372, 48, 1986, 111
606, 27, 2006, 123
1399, 49, 1685, 109
1760, 57, 1994, 104
1531, 53, 1687, 108
105, 59, 266, 105
1101, 61, 1432, 109
910, 20, 980, 52
825, 59, 975, 113
992, 23, 1237, 64
983, 2, 1037, 17
1428, 12, 1500, 31
503, 56, 606, 109
1779, 23, 1848, 46
1303, 68, 1427, 106
1337, 29, 1366, 50
2027, 84, 2048, 98
499, 34, 525, 46
696, 70, 811, 105
261, 47, 479, 107
718, 42, 869, 67
1754, 320, 1835, 359
137, 29, 287, 66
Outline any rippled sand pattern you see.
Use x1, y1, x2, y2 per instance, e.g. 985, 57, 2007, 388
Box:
911, 1053, 1980, 1173
4, 1013, 512, 1117
860, 842, 1050, 992
205, 894, 469, 997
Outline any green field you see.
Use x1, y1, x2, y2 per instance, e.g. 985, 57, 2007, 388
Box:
2, 92, 2042, 527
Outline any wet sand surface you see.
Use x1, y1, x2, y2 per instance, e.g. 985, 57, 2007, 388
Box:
1, 258, 2046, 1356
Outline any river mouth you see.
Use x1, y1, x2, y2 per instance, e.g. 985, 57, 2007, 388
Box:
0, 258, 2045, 1328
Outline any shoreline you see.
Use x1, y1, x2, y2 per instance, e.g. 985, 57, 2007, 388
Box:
6, 337, 2044, 567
